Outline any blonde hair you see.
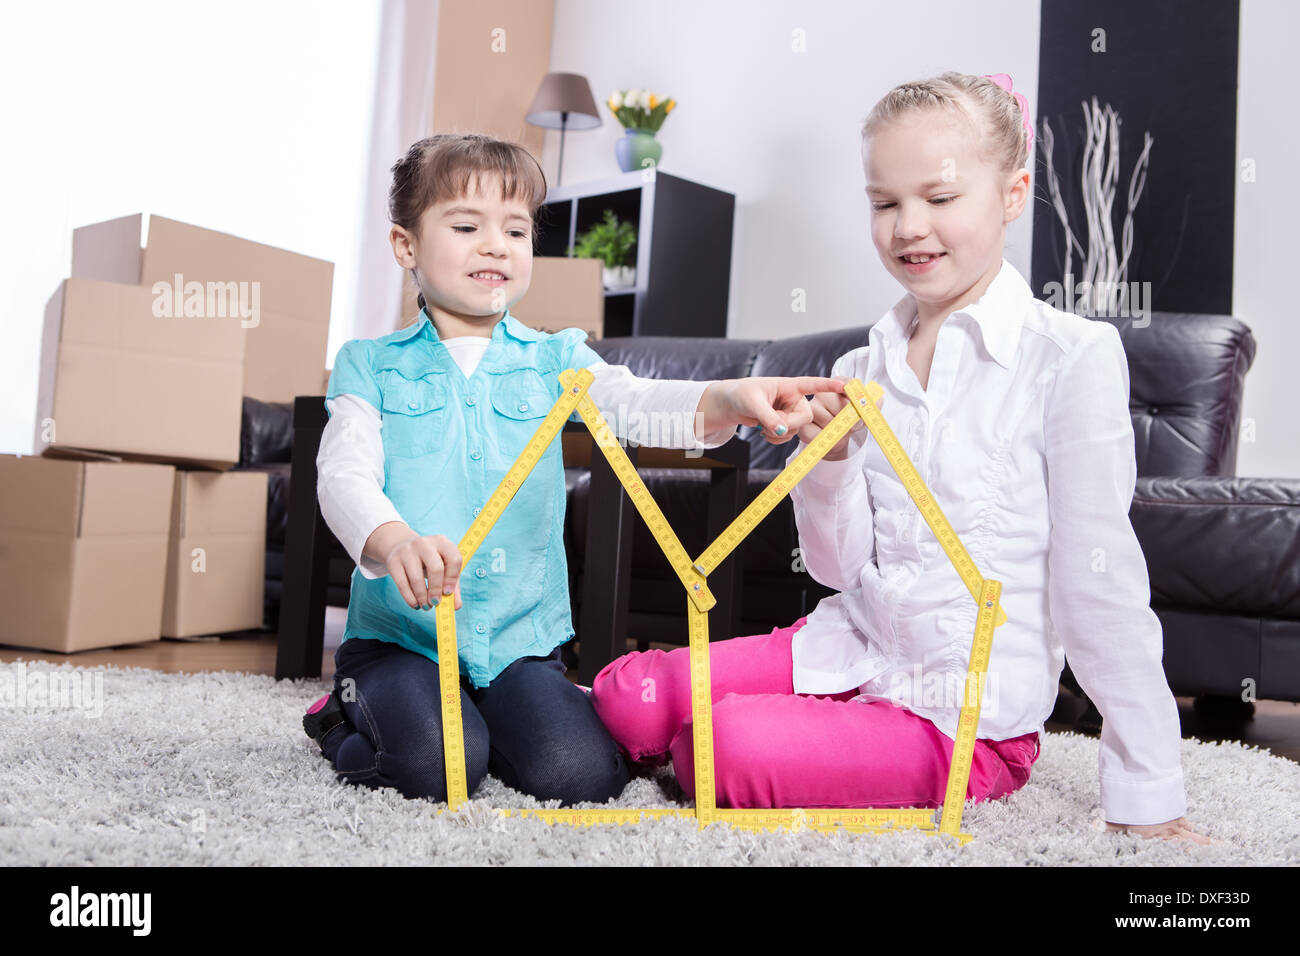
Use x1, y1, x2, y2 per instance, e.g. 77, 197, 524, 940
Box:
862, 71, 1031, 177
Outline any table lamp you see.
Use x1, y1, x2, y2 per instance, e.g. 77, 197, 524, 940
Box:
525, 72, 601, 186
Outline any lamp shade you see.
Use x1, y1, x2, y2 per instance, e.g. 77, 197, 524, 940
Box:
525, 72, 602, 130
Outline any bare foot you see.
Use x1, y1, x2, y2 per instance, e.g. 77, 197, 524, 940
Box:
1105, 816, 1222, 845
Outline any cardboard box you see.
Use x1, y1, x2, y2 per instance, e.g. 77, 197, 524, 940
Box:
36, 277, 245, 470
161, 470, 268, 638
71, 213, 334, 404
0, 456, 175, 652
511, 257, 604, 339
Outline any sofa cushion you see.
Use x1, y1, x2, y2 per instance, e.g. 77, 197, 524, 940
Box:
240, 397, 294, 467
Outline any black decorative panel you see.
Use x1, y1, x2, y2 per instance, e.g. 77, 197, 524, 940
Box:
1032, 0, 1238, 315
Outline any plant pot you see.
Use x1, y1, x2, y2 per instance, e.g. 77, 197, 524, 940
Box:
615, 128, 662, 173
602, 265, 636, 290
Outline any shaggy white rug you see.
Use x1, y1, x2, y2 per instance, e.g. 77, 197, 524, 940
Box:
2, 660, 1296, 866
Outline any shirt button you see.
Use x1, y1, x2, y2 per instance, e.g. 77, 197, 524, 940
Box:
472, 507, 482, 517
474, 623, 487, 634
407, 400, 419, 410
470, 450, 482, 460
466, 396, 476, 407
475, 567, 487, 579
518, 401, 529, 412
900, 527, 911, 543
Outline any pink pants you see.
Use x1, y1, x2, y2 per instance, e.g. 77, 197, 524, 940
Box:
590, 617, 1041, 809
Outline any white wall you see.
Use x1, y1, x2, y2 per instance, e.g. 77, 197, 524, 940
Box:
545, 0, 1039, 342
1234, 0, 1299, 478
548, 0, 1298, 478
0, 0, 379, 456
4, 1, 1290, 476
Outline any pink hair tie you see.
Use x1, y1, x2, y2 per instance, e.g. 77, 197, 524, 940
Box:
984, 73, 1034, 152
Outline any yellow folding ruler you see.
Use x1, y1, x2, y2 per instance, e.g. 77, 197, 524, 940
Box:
433, 368, 598, 810
433, 369, 1004, 844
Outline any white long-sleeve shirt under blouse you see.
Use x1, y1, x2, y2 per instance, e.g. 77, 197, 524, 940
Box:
787, 258, 1186, 826
317, 334, 736, 579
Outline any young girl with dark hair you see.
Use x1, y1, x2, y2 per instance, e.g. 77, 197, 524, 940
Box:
302, 133, 845, 808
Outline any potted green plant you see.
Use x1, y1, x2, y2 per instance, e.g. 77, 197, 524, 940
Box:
570, 209, 637, 290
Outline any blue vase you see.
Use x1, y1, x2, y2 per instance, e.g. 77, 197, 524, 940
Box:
615, 128, 662, 173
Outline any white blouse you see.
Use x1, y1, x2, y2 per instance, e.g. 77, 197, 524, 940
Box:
787, 258, 1186, 826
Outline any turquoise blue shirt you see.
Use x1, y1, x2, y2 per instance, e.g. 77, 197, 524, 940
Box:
325, 307, 606, 686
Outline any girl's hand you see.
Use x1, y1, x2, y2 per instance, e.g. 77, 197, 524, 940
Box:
795, 377, 884, 460
364, 521, 463, 611
703, 376, 846, 445
1105, 816, 1219, 845
385, 532, 463, 611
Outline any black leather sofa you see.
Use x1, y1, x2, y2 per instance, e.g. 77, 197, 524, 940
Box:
240, 311, 1300, 705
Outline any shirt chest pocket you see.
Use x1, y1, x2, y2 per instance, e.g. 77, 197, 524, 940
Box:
488, 369, 555, 453
379, 371, 449, 458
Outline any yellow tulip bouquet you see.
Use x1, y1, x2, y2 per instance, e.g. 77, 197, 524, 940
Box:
607, 89, 677, 131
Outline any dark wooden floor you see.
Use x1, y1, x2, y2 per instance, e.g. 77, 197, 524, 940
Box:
4, 620, 1297, 763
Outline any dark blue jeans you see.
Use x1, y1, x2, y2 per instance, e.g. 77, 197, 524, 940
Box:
320, 636, 630, 806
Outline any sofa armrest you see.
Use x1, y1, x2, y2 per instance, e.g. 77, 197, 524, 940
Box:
1131, 475, 1300, 618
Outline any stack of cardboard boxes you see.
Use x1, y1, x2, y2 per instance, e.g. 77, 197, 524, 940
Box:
0, 214, 333, 653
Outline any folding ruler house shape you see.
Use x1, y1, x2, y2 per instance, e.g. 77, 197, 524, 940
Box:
433, 368, 1005, 845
